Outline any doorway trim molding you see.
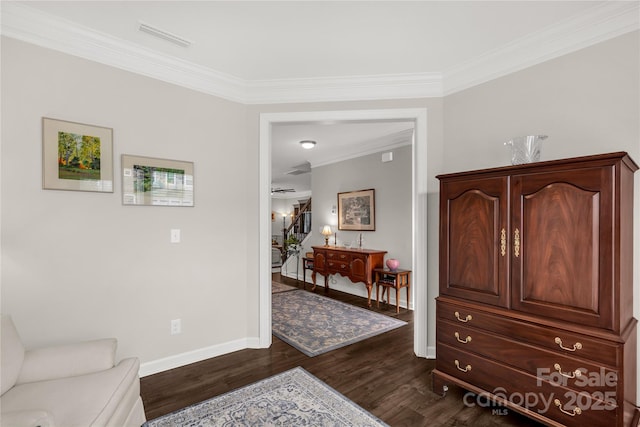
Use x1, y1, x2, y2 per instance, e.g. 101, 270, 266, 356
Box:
259, 108, 429, 357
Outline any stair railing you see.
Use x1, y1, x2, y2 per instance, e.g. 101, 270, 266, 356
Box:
282, 198, 311, 262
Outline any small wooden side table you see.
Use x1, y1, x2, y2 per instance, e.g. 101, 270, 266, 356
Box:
301, 257, 314, 290
374, 268, 411, 313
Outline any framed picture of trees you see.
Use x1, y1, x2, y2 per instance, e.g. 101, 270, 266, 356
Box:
42, 117, 113, 192
121, 154, 194, 206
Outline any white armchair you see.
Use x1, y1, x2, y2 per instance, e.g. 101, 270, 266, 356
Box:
1, 315, 146, 427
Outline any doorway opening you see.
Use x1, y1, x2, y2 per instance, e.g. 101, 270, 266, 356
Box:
259, 108, 429, 358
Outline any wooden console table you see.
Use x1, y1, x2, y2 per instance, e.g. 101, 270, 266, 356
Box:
311, 246, 386, 306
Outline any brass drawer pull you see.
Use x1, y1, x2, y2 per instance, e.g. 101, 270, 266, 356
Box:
554, 337, 582, 352
454, 360, 472, 372
513, 228, 520, 258
500, 228, 506, 256
553, 363, 582, 379
554, 399, 582, 417
454, 311, 472, 323
454, 332, 472, 344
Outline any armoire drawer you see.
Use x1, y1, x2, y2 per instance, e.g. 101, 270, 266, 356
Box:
437, 299, 619, 367
437, 319, 618, 394
436, 343, 619, 427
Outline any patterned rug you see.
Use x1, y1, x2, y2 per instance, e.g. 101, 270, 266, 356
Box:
272, 290, 407, 357
272, 280, 297, 294
143, 367, 388, 426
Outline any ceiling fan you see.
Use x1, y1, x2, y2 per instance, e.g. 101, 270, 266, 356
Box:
271, 187, 295, 194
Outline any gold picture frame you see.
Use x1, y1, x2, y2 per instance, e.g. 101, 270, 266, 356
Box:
338, 189, 375, 231
42, 117, 114, 192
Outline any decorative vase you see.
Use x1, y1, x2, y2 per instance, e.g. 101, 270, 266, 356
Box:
504, 135, 548, 165
386, 259, 400, 271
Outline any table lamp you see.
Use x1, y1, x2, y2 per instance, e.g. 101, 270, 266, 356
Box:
321, 225, 332, 246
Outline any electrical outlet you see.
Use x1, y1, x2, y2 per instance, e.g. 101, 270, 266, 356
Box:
170, 319, 181, 335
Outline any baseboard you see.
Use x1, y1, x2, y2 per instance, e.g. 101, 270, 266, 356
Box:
281, 271, 415, 310
426, 345, 436, 359
139, 337, 261, 377
280, 271, 300, 281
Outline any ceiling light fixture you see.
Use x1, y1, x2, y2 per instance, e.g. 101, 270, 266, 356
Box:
299, 140, 316, 149
138, 22, 192, 47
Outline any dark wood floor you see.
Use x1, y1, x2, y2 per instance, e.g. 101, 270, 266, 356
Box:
140, 273, 542, 426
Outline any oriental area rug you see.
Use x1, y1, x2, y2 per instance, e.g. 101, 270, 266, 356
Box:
143, 367, 388, 427
272, 290, 407, 357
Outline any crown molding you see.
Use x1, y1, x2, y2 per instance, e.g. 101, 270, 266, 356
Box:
0, 2, 248, 103
312, 128, 413, 169
245, 73, 443, 104
443, 1, 640, 95
270, 190, 312, 201
2, 2, 638, 104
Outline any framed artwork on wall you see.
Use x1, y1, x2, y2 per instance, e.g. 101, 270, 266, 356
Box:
122, 154, 194, 206
42, 117, 114, 192
338, 188, 375, 231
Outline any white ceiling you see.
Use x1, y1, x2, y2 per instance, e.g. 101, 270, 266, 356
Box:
15, 1, 616, 80
271, 120, 414, 195
3, 1, 638, 195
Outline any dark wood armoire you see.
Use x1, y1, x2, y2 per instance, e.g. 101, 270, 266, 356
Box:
433, 152, 639, 427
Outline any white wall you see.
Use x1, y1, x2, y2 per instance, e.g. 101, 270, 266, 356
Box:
1, 35, 445, 372
443, 31, 639, 171
1, 37, 252, 371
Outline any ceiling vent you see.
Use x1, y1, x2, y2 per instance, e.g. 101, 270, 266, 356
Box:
286, 162, 311, 176
138, 22, 192, 47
